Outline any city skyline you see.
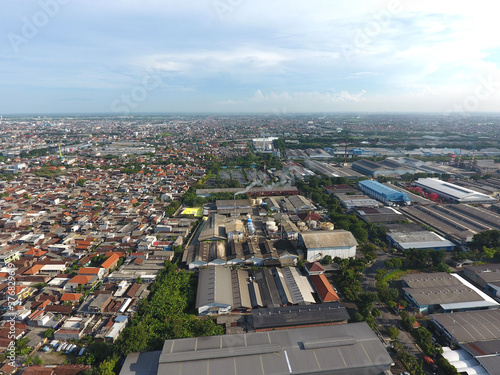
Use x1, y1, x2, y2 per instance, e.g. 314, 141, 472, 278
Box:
1, 0, 500, 114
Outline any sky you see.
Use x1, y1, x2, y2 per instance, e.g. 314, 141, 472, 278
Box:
1, 0, 500, 114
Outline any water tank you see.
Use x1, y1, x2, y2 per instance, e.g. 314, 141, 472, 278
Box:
321, 222, 334, 231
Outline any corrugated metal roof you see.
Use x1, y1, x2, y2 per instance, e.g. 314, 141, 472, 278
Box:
300, 230, 358, 249
128, 323, 392, 375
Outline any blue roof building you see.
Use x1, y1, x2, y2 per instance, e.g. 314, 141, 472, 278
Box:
358, 180, 411, 206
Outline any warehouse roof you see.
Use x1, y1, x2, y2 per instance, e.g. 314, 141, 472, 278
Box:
144, 323, 392, 375
404, 273, 499, 310
388, 231, 455, 250
252, 303, 349, 330
402, 272, 462, 289
359, 180, 406, 197
431, 310, 500, 343
415, 178, 496, 203
195, 267, 233, 309
198, 214, 226, 242
300, 230, 358, 249
464, 263, 500, 283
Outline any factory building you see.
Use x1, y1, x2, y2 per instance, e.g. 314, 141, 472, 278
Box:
387, 231, 455, 251
414, 178, 496, 204
299, 230, 358, 262
358, 180, 411, 206
120, 323, 394, 375
402, 272, 499, 314
431, 310, 500, 375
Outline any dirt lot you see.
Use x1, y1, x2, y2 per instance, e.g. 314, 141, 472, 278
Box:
38, 351, 76, 365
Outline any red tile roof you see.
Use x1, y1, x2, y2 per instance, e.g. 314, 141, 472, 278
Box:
310, 274, 339, 302
61, 293, 83, 301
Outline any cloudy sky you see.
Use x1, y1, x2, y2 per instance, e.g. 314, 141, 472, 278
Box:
1, 0, 499, 114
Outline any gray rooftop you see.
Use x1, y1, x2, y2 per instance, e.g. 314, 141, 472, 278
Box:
388, 231, 455, 249
402, 272, 462, 289
196, 267, 233, 310
431, 310, 500, 343
129, 323, 392, 375
252, 303, 349, 330
404, 285, 484, 306
300, 230, 358, 249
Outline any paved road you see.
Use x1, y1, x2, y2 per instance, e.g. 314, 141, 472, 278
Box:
361, 250, 389, 293
361, 251, 425, 370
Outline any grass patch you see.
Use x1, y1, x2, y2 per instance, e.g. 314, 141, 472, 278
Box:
382, 269, 409, 282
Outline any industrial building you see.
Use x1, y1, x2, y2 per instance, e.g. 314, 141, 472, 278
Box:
402, 272, 499, 314
195, 266, 317, 315
358, 180, 411, 206
335, 193, 380, 210
120, 323, 393, 375
431, 310, 500, 375
414, 178, 496, 204
252, 303, 349, 331
463, 263, 500, 296
356, 207, 406, 224
387, 231, 455, 251
299, 230, 358, 262
399, 204, 500, 244
352, 159, 416, 177
195, 267, 251, 315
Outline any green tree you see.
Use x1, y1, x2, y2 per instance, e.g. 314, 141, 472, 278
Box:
114, 325, 148, 355
43, 328, 55, 339
77, 178, 86, 187
387, 326, 399, 340
321, 255, 333, 265
94, 356, 118, 375
33, 356, 44, 365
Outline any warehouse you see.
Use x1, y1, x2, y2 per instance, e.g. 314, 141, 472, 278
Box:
195, 267, 251, 315
252, 303, 349, 331
120, 323, 393, 375
463, 263, 500, 296
402, 272, 499, 314
431, 310, 500, 375
358, 180, 411, 206
299, 230, 358, 262
414, 178, 496, 204
352, 159, 415, 177
387, 231, 455, 251
335, 193, 380, 210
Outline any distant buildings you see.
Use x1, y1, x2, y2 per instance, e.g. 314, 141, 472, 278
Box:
358, 180, 411, 206
415, 178, 497, 204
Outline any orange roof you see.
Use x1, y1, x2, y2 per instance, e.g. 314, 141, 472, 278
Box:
106, 251, 125, 258
78, 267, 101, 275
61, 293, 83, 301
23, 264, 44, 275
101, 253, 120, 270
310, 274, 339, 302
68, 275, 93, 285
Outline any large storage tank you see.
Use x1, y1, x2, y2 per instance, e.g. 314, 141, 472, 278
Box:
321, 222, 334, 231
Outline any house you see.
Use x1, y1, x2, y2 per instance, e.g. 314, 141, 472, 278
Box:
64, 275, 97, 291
101, 253, 120, 272
60, 293, 83, 305
78, 267, 105, 279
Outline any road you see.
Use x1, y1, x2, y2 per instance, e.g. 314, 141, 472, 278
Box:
361, 250, 427, 372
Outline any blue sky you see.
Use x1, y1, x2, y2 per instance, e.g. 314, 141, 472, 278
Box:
1, 0, 499, 114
